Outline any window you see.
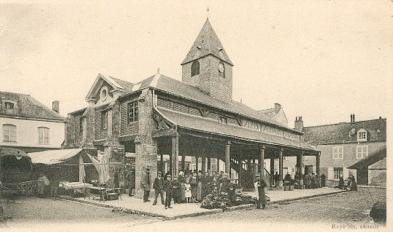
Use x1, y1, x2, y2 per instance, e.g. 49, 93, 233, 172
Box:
332, 146, 344, 159
101, 111, 108, 130
38, 127, 50, 145
334, 167, 343, 180
127, 102, 138, 123
357, 129, 367, 142
3, 124, 16, 142
356, 145, 368, 159
191, 60, 200, 76
4, 102, 14, 110
219, 116, 227, 124
218, 62, 225, 78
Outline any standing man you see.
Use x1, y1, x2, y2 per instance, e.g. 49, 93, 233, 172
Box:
273, 171, 279, 187
152, 172, 164, 205
141, 167, 151, 202
163, 174, 173, 209
254, 175, 267, 209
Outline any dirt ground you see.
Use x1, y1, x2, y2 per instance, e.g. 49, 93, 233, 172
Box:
181, 187, 386, 224
0, 187, 386, 231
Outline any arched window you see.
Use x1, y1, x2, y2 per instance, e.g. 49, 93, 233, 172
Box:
218, 62, 225, 78
3, 124, 16, 142
38, 127, 50, 145
191, 60, 200, 76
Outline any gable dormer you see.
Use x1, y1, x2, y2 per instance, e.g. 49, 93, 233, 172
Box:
85, 73, 129, 106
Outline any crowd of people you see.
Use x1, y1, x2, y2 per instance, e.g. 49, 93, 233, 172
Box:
141, 169, 242, 209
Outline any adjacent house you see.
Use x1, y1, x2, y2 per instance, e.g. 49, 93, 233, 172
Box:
0, 91, 65, 153
300, 115, 386, 186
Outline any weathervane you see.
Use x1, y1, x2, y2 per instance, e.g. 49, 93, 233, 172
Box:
206, 7, 210, 18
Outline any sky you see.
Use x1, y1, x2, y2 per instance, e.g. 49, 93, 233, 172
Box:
0, 0, 392, 127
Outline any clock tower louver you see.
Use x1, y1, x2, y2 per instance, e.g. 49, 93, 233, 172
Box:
181, 19, 234, 102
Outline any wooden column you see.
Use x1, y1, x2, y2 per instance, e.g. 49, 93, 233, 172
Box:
208, 158, 211, 174
259, 145, 265, 178
181, 155, 186, 171
225, 141, 231, 174
270, 158, 275, 187
160, 154, 164, 174
238, 157, 242, 186
298, 151, 304, 188
216, 158, 220, 172
316, 151, 321, 177
202, 155, 207, 172
195, 156, 199, 171
171, 134, 179, 178
278, 148, 284, 187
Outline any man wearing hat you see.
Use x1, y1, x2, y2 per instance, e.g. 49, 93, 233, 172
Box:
141, 167, 151, 202
153, 171, 165, 205
254, 174, 267, 209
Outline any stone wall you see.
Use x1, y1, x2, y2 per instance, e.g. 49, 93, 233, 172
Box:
134, 89, 158, 198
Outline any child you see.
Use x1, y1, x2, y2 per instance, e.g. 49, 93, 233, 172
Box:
184, 178, 192, 203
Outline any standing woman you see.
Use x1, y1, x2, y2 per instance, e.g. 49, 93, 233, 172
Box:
178, 171, 186, 203
190, 172, 198, 202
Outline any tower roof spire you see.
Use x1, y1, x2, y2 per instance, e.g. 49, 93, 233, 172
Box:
181, 19, 233, 65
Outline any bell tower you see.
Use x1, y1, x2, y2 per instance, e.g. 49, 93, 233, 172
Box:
181, 19, 234, 102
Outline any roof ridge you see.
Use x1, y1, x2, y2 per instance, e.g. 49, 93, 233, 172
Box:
304, 118, 386, 129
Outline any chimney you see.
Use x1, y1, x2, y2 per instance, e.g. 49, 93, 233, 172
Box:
274, 103, 281, 113
350, 114, 355, 123
294, 116, 304, 132
52, 100, 60, 113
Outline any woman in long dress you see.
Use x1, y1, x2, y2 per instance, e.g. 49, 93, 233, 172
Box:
178, 171, 186, 203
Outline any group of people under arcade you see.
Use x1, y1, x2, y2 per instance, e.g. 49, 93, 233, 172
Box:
141, 169, 257, 209
272, 171, 327, 188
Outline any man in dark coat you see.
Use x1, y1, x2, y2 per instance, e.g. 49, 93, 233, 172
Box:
153, 172, 164, 205
172, 177, 181, 203
163, 174, 173, 209
141, 167, 151, 202
254, 176, 267, 209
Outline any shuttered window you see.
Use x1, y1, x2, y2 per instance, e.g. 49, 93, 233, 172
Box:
3, 124, 16, 142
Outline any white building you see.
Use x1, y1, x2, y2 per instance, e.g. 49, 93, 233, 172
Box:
0, 91, 65, 153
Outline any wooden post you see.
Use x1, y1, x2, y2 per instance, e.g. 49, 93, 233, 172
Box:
238, 157, 242, 186
270, 158, 275, 187
316, 152, 321, 179
171, 134, 179, 178
181, 155, 186, 171
202, 155, 207, 172
259, 145, 265, 179
298, 151, 304, 188
278, 148, 284, 187
216, 157, 220, 172
160, 154, 164, 174
207, 158, 211, 174
225, 141, 231, 174
195, 156, 199, 171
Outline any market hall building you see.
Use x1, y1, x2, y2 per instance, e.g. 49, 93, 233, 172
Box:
64, 19, 319, 196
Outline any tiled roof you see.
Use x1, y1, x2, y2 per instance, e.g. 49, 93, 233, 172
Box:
348, 146, 386, 169
0, 91, 65, 122
303, 118, 386, 145
181, 19, 233, 65
157, 107, 317, 152
123, 74, 301, 134
110, 77, 134, 91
